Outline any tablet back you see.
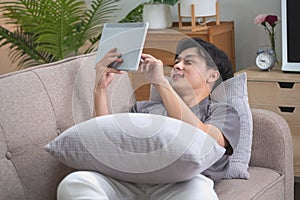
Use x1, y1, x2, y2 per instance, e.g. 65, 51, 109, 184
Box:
96, 22, 149, 71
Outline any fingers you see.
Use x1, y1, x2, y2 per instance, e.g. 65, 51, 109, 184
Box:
94, 48, 126, 90
139, 53, 163, 72
95, 48, 122, 69
105, 48, 122, 60
104, 51, 122, 67
108, 47, 117, 53
141, 53, 155, 60
139, 60, 150, 72
105, 67, 124, 74
139, 54, 152, 71
95, 67, 124, 89
97, 68, 124, 83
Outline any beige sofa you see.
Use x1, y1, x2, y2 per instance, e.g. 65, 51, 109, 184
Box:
0, 52, 294, 200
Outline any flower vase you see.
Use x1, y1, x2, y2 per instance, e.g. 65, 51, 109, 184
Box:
268, 27, 279, 64
254, 14, 280, 64
143, 3, 173, 29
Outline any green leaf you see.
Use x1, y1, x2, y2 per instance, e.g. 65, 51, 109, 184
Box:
151, 0, 178, 6
0, 25, 46, 68
83, 0, 119, 43
0, 0, 120, 69
119, 3, 144, 23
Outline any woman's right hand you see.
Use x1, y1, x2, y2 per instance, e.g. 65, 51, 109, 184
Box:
94, 48, 123, 90
139, 53, 165, 85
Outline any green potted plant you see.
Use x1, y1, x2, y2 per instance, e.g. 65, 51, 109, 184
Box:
143, 0, 178, 29
147, 0, 178, 5
0, 0, 119, 69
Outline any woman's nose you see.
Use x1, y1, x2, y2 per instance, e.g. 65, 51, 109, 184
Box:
174, 61, 184, 70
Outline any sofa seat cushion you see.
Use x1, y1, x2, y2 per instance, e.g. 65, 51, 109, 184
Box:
215, 167, 284, 200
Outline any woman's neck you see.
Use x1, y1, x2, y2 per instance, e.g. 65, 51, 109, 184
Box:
179, 90, 209, 108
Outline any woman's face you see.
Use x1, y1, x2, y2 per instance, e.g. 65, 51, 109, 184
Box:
170, 47, 215, 96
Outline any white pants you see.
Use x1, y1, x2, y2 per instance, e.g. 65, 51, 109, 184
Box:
57, 171, 219, 200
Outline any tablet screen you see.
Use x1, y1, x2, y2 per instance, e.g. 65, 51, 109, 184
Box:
96, 22, 149, 71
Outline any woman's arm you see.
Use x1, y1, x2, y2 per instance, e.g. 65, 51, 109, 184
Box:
94, 81, 110, 117
93, 48, 123, 117
154, 81, 227, 147
139, 53, 227, 147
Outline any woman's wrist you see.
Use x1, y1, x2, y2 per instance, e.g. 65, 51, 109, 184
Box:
152, 77, 171, 89
94, 86, 107, 96
94, 87, 109, 117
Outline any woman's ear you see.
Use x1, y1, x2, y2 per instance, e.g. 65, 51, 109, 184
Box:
206, 69, 220, 84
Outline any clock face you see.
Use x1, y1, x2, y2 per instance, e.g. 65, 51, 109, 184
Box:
256, 52, 275, 70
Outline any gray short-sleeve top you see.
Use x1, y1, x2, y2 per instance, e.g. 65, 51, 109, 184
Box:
130, 97, 240, 181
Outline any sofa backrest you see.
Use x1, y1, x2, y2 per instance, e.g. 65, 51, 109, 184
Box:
0, 53, 135, 200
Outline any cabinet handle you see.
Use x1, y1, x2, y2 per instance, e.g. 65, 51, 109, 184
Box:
278, 82, 295, 89
278, 106, 295, 113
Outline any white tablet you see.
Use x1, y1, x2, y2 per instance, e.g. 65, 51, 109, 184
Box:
96, 22, 149, 71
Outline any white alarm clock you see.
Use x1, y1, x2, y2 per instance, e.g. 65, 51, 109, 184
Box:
255, 48, 276, 71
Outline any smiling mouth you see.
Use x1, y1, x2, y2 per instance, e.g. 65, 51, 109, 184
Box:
172, 74, 184, 79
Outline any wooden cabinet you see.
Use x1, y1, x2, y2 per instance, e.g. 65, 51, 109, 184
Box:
143, 21, 235, 71
239, 66, 300, 177
130, 21, 235, 101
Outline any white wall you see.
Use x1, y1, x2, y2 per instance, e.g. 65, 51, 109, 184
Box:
113, 0, 282, 71
218, 0, 281, 71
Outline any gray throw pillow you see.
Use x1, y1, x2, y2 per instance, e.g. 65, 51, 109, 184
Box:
210, 72, 253, 179
150, 72, 252, 179
45, 113, 225, 184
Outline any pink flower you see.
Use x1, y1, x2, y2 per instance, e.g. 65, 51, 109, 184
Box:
254, 14, 267, 24
254, 14, 279, 27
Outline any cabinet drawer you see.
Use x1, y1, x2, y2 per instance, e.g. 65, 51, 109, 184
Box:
241, 66, 300, 177
250, 104, 299, 127
247, 81, 300, 105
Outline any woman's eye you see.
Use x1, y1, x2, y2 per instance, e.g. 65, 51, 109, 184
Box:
185, 59, 193, 64
174, 58, 194, 65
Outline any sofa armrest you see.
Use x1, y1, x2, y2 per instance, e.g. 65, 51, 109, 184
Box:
249, 108, 294, 200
